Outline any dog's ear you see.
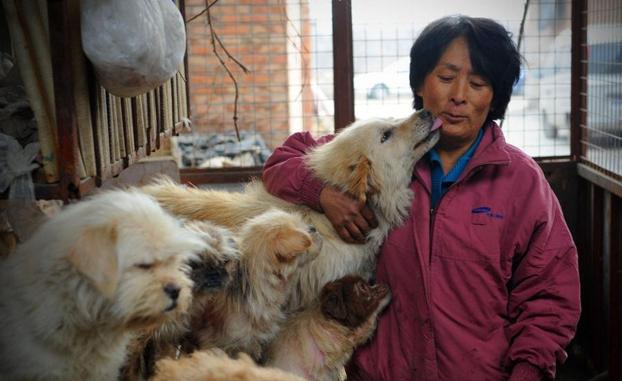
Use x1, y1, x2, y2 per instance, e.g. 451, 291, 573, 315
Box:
67, 225, 119, 298
272, 228, 312, 263
346, 155, 381, 203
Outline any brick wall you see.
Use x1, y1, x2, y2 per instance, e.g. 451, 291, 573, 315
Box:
185, 0, 314, 150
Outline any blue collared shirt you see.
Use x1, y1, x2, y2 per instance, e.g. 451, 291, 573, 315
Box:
428, 128, 484, 208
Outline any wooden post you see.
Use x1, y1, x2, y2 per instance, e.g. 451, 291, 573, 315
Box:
332, 0, 355, 132
48, 0, 80, 200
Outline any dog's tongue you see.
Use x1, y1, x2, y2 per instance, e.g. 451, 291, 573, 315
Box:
431, 118, 443, 132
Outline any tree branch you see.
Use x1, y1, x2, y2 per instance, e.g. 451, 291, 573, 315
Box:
185, 0, 219, 24
206, 1, 242, 141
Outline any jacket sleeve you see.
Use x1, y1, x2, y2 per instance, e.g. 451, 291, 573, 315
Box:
262, 131, 334, 211
505, 176, 581, 380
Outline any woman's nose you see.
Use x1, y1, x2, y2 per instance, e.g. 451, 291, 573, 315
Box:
450, 78, 467, 105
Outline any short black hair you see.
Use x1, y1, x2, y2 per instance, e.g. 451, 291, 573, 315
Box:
409, 15, 522, 124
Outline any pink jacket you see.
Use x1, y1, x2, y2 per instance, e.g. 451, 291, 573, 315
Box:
262, 123, 580, 381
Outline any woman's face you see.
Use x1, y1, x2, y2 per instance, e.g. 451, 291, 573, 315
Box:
416, 36, 493, 150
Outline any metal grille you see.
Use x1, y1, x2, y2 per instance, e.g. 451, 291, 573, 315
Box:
580, 0, 622, 178
352, 0, 574, 158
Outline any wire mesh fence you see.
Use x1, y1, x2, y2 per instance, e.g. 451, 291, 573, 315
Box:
183, 0, 621, 179
580, 1, 622, 178
351, 0, 574, 158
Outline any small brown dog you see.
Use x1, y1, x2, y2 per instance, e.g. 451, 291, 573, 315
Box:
152, 348, 306, 381
265, 275, 391, 381
121, 220, 241, 380
192, 208, 322, 360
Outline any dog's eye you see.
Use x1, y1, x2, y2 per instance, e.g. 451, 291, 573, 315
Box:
380, 129, 392, 143
135, 263, 153, 270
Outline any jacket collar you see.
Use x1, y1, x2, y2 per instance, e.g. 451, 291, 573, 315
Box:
413, 121, 511, 194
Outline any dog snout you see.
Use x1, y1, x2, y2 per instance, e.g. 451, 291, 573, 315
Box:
163, 283, 181, 300
308, 225, 317, 234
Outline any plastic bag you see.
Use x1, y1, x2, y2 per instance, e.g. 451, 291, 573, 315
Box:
81, 0, 186, 97
0, 133, 39, 200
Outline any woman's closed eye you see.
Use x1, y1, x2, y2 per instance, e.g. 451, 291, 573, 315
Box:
438, 75, 454, 82
470, 80, 487, 89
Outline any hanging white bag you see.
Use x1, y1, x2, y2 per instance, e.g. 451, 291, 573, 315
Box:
80, 0, 186, 97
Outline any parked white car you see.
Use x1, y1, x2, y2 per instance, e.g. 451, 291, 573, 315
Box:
353, 57, 411, 99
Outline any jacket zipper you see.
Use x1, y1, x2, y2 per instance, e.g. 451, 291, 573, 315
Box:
429, 206, 436, 262
429, 198, 444, 262
429, 201, 443, 262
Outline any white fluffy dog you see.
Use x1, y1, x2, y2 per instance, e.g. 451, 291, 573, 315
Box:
0, 190, 207, 381
142, 109, 439, 309
120, 220, 242, 381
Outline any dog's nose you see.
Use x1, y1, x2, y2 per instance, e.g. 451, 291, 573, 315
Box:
308, 225, 317, 233
419, 109, 432, 120
163, 283, 180, 300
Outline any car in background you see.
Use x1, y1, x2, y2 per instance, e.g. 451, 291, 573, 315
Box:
537, 25, 622, 140
353, 57, 411, 99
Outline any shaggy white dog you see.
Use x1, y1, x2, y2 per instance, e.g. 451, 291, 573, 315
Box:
121, 220, 242, 381
0, 190, 207, 381
142, 109, 439, 309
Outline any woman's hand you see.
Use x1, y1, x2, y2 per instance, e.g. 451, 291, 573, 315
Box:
319, 185, 378, 244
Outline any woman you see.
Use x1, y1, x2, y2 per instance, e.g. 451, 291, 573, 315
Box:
262, 15, 580, 381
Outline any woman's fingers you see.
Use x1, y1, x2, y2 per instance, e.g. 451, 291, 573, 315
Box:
336, 224, 357, 244
360, 204, 378, 228
320, 184, 378, 244
345, 220, 366, 243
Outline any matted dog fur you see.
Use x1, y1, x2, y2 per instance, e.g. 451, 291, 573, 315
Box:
192, 208, 321, 360
142, 110, 438, 310
265, 274, 391, 381
0, 190, 207, 381
152, 348, 305, 381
